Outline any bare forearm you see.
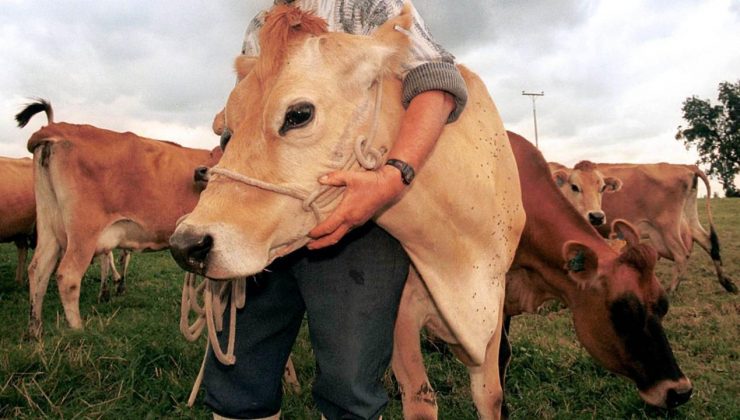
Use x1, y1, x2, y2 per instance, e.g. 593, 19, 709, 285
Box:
381, 90, 456, 180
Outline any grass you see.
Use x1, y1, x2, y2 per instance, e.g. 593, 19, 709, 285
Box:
0, 199, 738, 419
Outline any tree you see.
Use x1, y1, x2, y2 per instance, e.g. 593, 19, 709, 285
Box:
676, 80, 740, 197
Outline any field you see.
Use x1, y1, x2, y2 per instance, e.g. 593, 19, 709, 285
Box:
1, 199, 738, 419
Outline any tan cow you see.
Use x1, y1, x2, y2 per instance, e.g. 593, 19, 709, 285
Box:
552, 160, 735, 293
549, 160, 622, 227
500, 132, 692, 410
16, 99, 222, 338
0, 156, 35, 284
170, 5, 525, 419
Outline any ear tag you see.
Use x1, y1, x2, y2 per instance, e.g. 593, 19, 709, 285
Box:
394, 24, 413, 36
568, 250, 586, 272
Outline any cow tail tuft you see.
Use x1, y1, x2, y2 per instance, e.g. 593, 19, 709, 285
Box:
15, 98, 54, 128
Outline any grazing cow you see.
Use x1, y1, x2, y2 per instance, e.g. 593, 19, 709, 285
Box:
549, 160, 622, 227
16, 99, 222, 338
495, 132, 692, 410
552, 160, 736, 293
0, 156, 35, 284
171, 6, 525, 419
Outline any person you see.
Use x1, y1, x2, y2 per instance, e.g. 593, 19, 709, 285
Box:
203, 1, 468, 419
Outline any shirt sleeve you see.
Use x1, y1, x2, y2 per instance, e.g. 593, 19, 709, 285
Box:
359, 0, 468, 122
241, 11, 266, 56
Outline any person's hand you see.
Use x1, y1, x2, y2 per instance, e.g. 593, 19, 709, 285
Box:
307, 165, 405, 249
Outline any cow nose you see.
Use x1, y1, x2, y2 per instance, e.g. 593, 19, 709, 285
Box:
666, 387, 692, 408
170, 231, 213, 275
193, 166, 209, 184
588, 211, 605, 226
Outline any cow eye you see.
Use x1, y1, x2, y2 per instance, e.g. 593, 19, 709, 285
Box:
220, 128, 232, 151
571, 184, 581, 193
280, 102, 314, 135
600, 185, 607, 193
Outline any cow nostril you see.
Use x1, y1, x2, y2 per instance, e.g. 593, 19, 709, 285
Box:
666, 387, 692, 408
588, 212, 605, 226
187, 234, 213, 266
194, 166, 209, 183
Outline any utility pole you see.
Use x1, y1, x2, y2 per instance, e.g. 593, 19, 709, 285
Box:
522, 91, 544, 148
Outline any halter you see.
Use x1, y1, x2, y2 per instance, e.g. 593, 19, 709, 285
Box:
209, 77, 386, 224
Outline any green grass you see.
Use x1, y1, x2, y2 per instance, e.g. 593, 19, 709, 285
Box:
1, 199, 738, 419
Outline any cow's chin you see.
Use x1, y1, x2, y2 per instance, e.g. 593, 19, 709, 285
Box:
203, 232, 311, 280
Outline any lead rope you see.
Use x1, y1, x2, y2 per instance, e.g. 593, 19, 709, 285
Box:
180, 77, 385, 407
180, 274, 247, 406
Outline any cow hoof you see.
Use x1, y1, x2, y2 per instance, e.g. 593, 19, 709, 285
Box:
116, 283, 127, 296
25, 322, 43, 341
98, 289, 111, 303
720, 276, 738, 294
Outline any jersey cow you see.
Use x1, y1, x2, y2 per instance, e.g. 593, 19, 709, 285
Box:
551, 161, 735, 294
170, 6, 525, 419
549, 160, 622, 227
16, 99, 222, 338
499, 132, 692, 410
0, 156, 35, 284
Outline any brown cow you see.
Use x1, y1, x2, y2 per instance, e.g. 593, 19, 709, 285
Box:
16, 99, 222, 338
493, 132, 692, 410
552, 160, 735, 293
0, 156, 35, 284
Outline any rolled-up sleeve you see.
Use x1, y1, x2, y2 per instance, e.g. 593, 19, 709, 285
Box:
367, 0, 467, 123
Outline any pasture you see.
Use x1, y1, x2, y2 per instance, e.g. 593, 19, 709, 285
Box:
0, 199, 738, 419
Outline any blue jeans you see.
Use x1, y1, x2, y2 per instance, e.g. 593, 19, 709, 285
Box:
203, 223, 409, 419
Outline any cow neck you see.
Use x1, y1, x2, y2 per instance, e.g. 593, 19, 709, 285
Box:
209, 76, 386, 223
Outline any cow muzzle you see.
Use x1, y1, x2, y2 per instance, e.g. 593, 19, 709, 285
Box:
588, 211, 606, 226
170, 226, 213, 276
638, 377, 693, 408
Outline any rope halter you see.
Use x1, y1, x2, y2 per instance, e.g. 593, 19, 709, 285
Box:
208, 77, 387, 224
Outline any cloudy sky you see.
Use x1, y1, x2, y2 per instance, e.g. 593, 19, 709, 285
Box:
1, 0, 738, 192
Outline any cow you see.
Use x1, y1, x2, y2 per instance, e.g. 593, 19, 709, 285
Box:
170, 6, 525, 419
16, 99, 223, 338
1, 148, 132, 293
549, 160, 622, 227
0, 156, 35, 284
500, 132, 692, 410
551, 160, 736, 294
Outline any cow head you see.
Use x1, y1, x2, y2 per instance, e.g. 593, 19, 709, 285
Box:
563, 220, 692, 408
553, 160, 621, 226
170, 5, 411, 278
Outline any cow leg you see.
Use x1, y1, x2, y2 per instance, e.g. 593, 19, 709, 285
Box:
497, 316, 512, 419
14, 238, 29, 285
466, 302, 505, 420
116, 250, 132, 295
56, 242, 97, 330
392, 268, 438, 420
98, 253, 111, 303
27, 238, 62, 339
691, 226, 737, 293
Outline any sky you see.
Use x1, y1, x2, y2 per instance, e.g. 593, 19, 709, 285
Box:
1, 0, 738, 194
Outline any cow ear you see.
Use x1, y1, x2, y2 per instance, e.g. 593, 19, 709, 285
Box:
552, 170, 569, 188
562, 241, 600, 287
611, 219, 640, 247
234, 55, 258, 81
212, 108, 226, 136
603, 176, 622, 193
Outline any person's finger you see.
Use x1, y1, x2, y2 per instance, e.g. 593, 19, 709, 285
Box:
307, 224, 351, 249
318, 171, 352, 187
308, 210, 346, 239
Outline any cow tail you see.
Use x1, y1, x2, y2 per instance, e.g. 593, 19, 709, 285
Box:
15, 98, 54, 128
695, 169, 721, 262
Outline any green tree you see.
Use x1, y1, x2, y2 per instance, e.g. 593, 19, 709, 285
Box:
676, 80, 740, 197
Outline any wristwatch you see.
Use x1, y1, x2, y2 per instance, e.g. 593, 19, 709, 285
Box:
385, 158, 415, 185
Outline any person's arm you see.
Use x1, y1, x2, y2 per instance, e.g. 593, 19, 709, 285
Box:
307, 0, 466, 249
